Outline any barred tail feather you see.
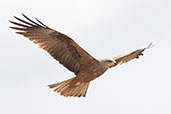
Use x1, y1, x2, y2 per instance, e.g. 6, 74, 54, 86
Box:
48, 78, 90, 97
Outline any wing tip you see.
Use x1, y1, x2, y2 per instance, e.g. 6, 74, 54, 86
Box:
145, 42, 154, 50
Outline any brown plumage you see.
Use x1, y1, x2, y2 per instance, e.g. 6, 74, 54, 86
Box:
10, 14, 152, 97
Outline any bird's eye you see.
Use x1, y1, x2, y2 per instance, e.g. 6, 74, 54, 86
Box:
106, 60, 113, 63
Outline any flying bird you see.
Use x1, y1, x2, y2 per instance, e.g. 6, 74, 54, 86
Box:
9, 14, 152, 97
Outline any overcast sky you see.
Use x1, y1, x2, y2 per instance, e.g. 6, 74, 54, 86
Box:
0, 0, 171, 114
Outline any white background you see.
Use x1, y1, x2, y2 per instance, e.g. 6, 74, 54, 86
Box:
0, 0, 171, 114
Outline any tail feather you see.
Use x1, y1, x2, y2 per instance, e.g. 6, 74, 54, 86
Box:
74, 84, 84, 97
83, 83, 90, 96
48, 78, 90, 97
48, 78, 72, 88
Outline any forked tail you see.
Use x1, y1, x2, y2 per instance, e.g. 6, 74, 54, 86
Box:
48, 78, 90, 97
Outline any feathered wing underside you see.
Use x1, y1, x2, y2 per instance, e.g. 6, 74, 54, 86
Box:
48, 78, 90, 97
113, 43, 153, 65
9, 14, 97, 74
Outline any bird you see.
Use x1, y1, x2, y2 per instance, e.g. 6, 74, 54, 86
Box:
9, 14, 153, 97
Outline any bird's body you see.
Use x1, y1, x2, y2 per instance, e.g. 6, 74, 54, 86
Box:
71, 59, 111, 84
10, 14, 152, 97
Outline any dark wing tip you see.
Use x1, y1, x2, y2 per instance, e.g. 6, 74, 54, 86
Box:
9, 26, 26, 31
137, 42, 154, 58
10, 13, 50, 29
22, 13, 49, 28
21, 13, 26, 17
35, 17, 49, 28
12, 15, 36, 27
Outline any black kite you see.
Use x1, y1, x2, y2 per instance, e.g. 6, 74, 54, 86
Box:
10, 14, 152, 97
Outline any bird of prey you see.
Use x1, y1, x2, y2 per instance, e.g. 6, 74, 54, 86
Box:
10, 14, 152, 97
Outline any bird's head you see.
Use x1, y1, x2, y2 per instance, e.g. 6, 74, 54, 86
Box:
99, 58, 117, 68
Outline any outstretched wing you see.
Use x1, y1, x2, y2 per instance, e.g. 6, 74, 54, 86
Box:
10, 14, 97, 74
113, 43, 153, 65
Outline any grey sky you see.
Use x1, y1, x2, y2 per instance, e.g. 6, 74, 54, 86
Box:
0, 0, 171, 114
